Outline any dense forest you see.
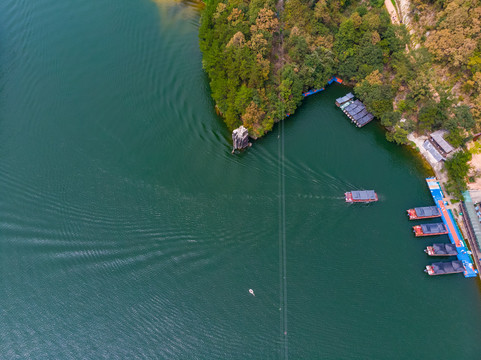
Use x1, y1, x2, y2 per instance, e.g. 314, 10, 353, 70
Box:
199, 0, 481, 144
199, 0, 410, 138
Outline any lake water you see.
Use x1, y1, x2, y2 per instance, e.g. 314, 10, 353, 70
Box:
1, 0, 481, 358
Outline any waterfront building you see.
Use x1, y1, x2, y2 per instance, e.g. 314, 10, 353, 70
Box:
422, 140, 445, 162
429, 130, 455, 158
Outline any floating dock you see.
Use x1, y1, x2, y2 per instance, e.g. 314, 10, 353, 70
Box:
425, 178, 477, 277
327, 76, 343, 85
335, 94, 374, 127
303, 88, 324, 97
302, 77, 343, 98
287, 77, 343, 117
407, 206, 441, 220
425, 260, 465, 275
425, 243, 458, 256
413, 223, 448, 237
345, 190, 378, 203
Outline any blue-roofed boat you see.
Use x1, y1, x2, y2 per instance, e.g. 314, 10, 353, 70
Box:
413, 223, 448, 237
425, 243, 458, 256
425, 260, 465, 275
345, 190, 378, 203
407, 206, 441, 220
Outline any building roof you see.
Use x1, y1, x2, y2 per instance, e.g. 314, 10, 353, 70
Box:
423, 140, 445, 162
431, 130, 454, 154
352, 109, 369, 120
346, 102, 366, 116
351, 190, 376, 200
343, 101, 359, 113
233, 125, 248, 137
357, 113, 374, 126
415, 206, 440, 217
340, 98, 374, 126
232, 125, 249, 149
421, 223, 447, 234
340, 100, 353, 110
335, 93, 354, 105
461, 191, 481, 252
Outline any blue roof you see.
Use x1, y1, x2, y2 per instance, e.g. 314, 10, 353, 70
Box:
415, 206, 440, 217
432, 243, 457, 255
431, 260, 464, 274
423, 140, 445, 162
335, 93, 354, 104
351, 190, 376, 200
421, 223, 446, 234
357, 113, 374, 126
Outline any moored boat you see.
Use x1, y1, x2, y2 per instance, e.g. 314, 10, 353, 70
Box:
413, 223, 448, 237
424, 243, 458, 256
425, 260, 465, 275
345, 190, 378, 203
407, 206, 441, 220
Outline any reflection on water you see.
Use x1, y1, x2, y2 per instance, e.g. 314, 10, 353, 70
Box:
151, 0, 204, 29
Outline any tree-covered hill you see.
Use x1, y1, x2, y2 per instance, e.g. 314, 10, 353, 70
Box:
199, 0, 481, 145
199, 0, 410, 138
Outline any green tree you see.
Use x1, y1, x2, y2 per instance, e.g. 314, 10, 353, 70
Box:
454, 105, 475, 131
445, 150, 472, 200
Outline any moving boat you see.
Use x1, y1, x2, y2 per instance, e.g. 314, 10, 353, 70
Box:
345, 190, 378, 203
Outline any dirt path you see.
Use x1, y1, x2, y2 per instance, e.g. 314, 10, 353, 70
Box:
272, 0, 285, 76
384, 0, 400, 25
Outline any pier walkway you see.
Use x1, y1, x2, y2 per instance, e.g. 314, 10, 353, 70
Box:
426, 178, 478, 277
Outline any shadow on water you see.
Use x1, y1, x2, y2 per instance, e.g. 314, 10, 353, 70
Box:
369, 121, 435, 178
200, 71, 233, 145
152, 0, 205, 10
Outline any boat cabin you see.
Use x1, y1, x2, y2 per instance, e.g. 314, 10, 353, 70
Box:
425, 260, 464, 275
425, 243, 458, 256
345, 190, 378, 203
413, 223, 448, 236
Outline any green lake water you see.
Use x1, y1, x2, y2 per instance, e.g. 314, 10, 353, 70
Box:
1, 0, 481, 358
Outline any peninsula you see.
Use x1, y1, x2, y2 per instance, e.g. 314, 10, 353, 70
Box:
199, 0, 413, 137
200, 0, 481, 199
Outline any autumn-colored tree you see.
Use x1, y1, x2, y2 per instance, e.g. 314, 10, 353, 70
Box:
242, 101, 266, 133
226, 31, 245, 48
251, 7, 278, 34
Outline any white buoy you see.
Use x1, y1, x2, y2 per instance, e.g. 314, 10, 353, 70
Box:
249, 289, 255, 296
